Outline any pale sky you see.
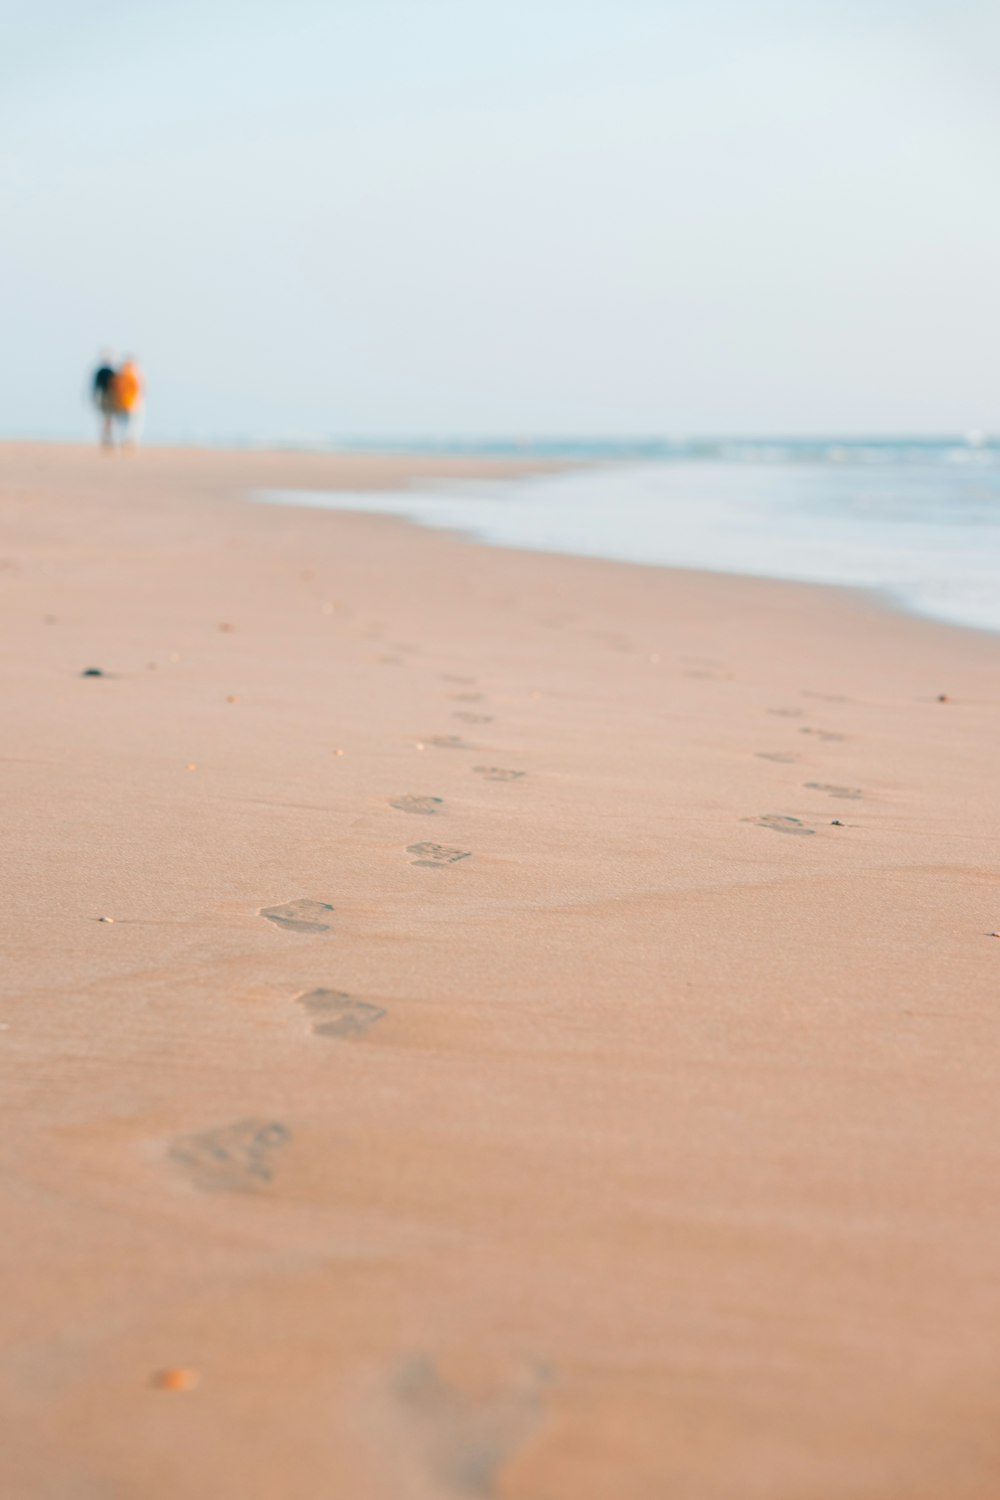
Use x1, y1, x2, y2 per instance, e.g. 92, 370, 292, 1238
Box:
2, 0, 999, 441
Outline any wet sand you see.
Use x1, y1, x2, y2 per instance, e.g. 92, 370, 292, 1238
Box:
3, 442, 1000, 1499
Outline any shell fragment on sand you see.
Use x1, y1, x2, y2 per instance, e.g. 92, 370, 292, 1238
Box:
152, 1368, 200, 1392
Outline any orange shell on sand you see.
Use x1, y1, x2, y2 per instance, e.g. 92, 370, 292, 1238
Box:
153, 1368, 199, 1392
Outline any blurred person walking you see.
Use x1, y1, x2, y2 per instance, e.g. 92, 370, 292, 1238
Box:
111, 357, 144, 447
91, 351, 118, 449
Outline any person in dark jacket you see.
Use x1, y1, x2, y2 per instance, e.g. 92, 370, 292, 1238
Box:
91, 352, 117, 449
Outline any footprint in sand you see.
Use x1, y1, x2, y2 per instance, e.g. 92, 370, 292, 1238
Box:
745, 814, 816, 836
294, 988, 386, 1038
804, 781, 862, 799
260, 899, 334, 933
392, 1355, 547, 1498
453, 711, 493, 724
756, 751, 800, 763
428, 735, 475, 750
407, 842, 471, 868
169, 1119, 289, 1193
799, 727, 847, 742
473, 766, 525, 782
390, 795, 444, 816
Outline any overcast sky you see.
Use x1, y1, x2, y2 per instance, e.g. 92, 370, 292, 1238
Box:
2, 0, 999, 441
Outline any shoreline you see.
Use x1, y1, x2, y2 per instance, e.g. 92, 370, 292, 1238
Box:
258, 478, 1000, 648
252, 452, 1000, 639
4, 443, 1000, 1498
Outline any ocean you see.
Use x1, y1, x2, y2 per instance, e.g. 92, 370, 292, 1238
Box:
258, 437, 1000, 634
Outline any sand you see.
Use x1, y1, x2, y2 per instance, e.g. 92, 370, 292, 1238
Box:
3, 442, 1000, 1499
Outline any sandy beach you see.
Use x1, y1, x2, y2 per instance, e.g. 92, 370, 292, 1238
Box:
4, 442, 1000, 1499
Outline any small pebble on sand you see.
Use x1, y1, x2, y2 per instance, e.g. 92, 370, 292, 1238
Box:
152, 1368, 200, 1392
186, 763, 198, 772
81, 667, 104, 678
97, 916, 115, 923
226, 695, 240, 704
937, 694, 950, 702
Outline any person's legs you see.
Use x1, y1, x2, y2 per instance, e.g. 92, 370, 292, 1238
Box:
98, 395, 116, 449
121, 403, 144, 448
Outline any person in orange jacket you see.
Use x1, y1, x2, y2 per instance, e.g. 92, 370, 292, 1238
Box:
111, 357, 144, 446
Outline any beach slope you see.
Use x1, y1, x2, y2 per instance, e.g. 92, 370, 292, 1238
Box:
3, 443, 1000, 1499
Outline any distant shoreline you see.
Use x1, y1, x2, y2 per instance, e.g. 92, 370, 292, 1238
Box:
255, 443, 1000, 637
2, 431, 997, 459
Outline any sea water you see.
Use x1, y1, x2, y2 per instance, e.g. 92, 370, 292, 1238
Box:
258, 438, 1000, 634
